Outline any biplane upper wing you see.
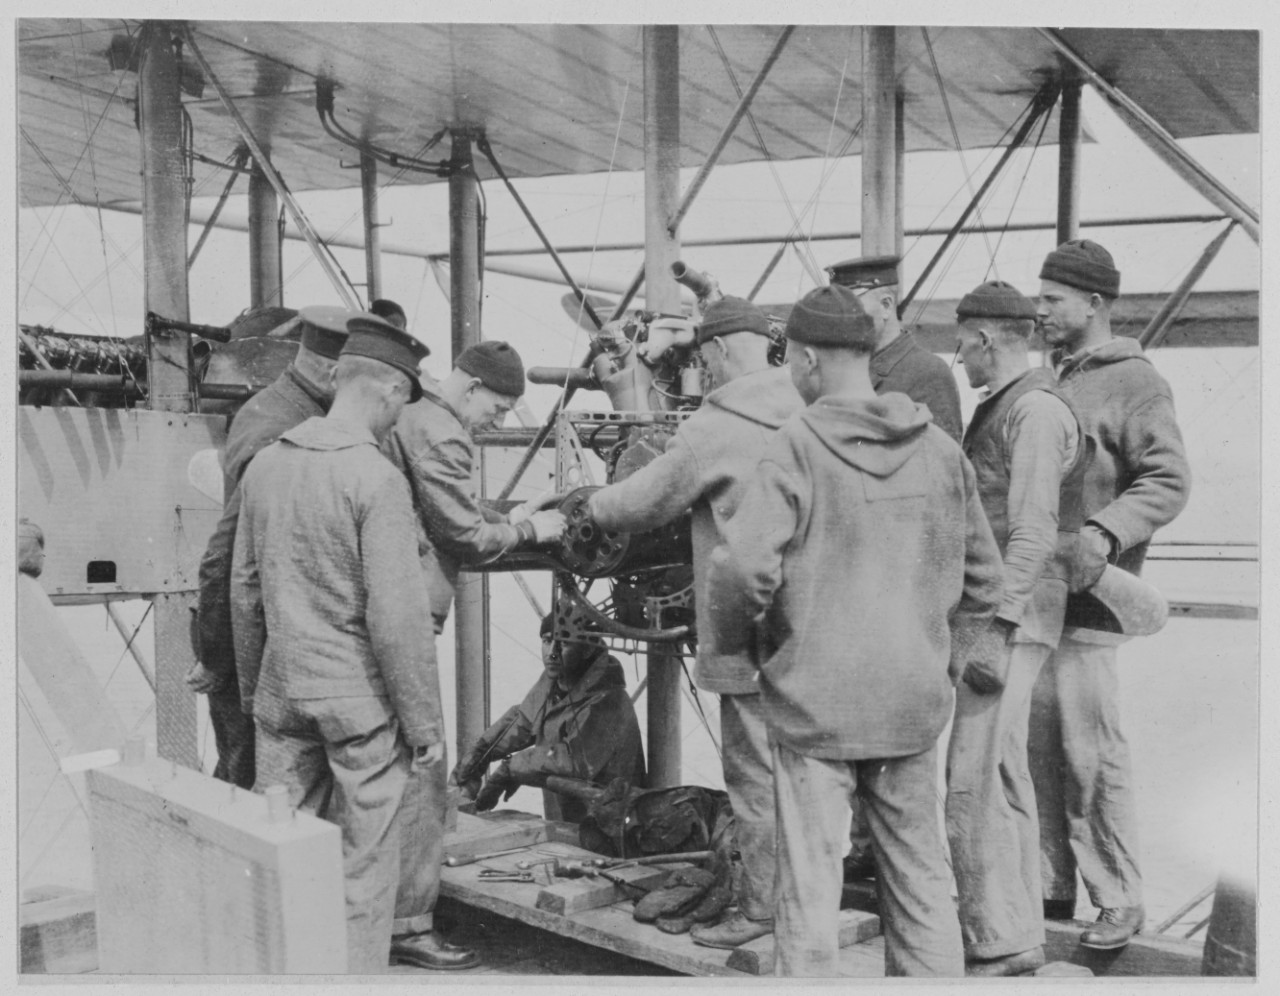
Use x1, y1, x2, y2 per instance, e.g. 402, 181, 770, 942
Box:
17, 21, 1259, 211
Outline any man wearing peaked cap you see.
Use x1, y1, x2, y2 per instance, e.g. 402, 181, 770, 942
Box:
383, 340, 567, 636
827, 254, 964, 442
705, 284, 1004, 976
946, 280, 1087, 976
1030, 240, 1190, 951
231, 310, 471, 970
587, 294, 804, 949
192, 304, 357, 793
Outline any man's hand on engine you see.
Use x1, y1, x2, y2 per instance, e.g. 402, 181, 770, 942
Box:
527, 509, 567, 543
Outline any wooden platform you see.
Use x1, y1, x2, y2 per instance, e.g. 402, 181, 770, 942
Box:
439, 812, 887, 977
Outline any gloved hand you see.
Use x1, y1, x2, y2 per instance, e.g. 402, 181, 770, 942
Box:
184, 661, 225, 695
960, 620, 1014, 695
451, 743, 491, 800
474, 762, 518, 812
526, 509, 567, 544
1068, 524, 1114, 593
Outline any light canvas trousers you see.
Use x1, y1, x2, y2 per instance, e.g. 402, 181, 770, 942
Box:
772, 739, 963, 977
946, 641, 1051, 959
1028, 634, 1143, 910
719, 692, 775, 921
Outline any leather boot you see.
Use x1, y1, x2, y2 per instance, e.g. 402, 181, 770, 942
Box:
966, 946, 1046, 977
390, 931, 480, 970
689, 911, 774, 949
1079, 906, 1144, 950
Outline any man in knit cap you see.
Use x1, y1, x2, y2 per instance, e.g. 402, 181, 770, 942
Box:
383, 340, 567, 635
707, 284, 1004, 976
232, 314, 472, 972
192, 305, 353, 790
1031, 240, 1190, 950
946, 281, 1088, 976
586, 296, 804, 948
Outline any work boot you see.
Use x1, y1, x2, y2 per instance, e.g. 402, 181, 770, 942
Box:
1043, 899, 1078, 920
390, 931, 480, 970
966, 946, 1046, 977
1079, 906, 1144, 951
690, 911, 773, 949
842, 849, 877, 882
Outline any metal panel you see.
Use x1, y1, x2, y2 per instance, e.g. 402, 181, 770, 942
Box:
88, 757, 346, 974
17, 406, 226, 598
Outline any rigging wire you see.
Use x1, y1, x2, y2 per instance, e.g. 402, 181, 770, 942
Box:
73, 19, 119, 337
983, 104, 1053, 282
807, 26, 855, 271
921, 27, 999, 274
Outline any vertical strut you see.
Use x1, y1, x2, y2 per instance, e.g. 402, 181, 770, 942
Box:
642, 25, 683, 789
449, 131, 491, 756
861, 27, 898, 273
248, 156, 283, 308
1056, 77, 1083, 245
361, 151, 382, 303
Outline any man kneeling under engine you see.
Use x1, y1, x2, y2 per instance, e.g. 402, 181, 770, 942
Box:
450, 612, 646, 822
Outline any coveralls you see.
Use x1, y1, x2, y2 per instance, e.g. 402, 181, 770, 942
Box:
708, 393, 1004, 976
466, 649, 645, 822
590, 365, 804, 920
197, 363, 328, 789
947, 368, 1082, 960
1030, 336, 1190, 912
382, 388, 524, 634
232, 416, 445, 972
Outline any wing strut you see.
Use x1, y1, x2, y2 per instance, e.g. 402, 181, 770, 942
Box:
181, 27, 360, 309
1039, 28, 1259, 244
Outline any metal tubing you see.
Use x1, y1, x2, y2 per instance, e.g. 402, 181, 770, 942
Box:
138, 22, 193, 413
1038, 28, 1259, 243
862, 27, 898, 263
106, 603, 157, 691
360, 151, 382, 302
1139, 222, 1237, 349
182, 27, 361, 308
476, 136, 603, 330
643, 25, 683, 789
901, 87, 1057, 313
609, 25, 792, 321
19, 371, 142, 395
666, 26, 794, 235
1056, 78, 1083, 244
188, 147, 247, 269
449, 130, 490, 755
248, 159, 283, 308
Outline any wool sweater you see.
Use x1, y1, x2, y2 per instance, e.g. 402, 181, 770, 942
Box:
707, 393, 1004, 760
1054, 335, 1190, 576
589, 366, 804, 694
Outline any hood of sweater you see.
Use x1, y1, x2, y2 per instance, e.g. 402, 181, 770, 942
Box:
703, 365, 803, 429
1056, 334, 1152, 379
799, 392, 934, 476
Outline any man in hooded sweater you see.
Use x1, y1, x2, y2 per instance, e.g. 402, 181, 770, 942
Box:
586, 296, 805, 949
707, 284, 1004, 977
1030, 240, 1190, 950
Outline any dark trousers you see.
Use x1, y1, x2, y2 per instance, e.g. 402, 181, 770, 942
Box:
208, 682, 256, 789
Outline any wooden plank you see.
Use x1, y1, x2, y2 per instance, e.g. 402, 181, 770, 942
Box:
1044, 919, 1203, 977
19, 892, 98, 975
443, 812, 548, 863
726, 908, 881, 975
441, 871, 745, 976
535, 865, 671, 915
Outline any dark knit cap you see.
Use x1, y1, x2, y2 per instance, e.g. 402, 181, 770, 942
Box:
828, 254, 900, 290
1039, 239, 1121, 298
341, 313, 429, 402
456, 341, 526, 398
696, 296, 771, 345
785, 285, 877, 350
956, 281, 1037, 321
370, 298, 407, 329
297, 305, 354, 359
